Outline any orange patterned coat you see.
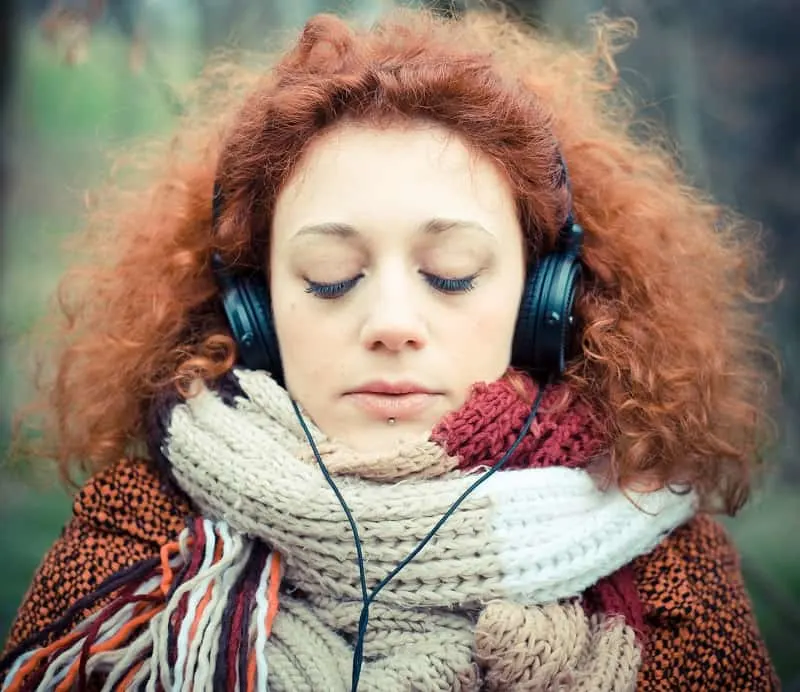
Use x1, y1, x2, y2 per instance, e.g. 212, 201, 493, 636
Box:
2, 459, 780, 690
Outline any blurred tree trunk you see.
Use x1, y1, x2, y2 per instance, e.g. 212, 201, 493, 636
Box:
1, 2, 17, 236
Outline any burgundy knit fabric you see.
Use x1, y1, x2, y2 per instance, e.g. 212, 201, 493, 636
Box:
431, 374, 606, 471
430, 372, 646, 636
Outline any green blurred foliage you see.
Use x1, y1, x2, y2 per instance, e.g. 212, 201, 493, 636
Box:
1, 25, 186, 637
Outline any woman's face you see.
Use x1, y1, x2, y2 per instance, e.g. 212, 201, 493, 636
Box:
270, 121, 525, 452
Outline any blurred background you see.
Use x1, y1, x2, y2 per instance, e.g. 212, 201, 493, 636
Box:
1, 0, 798, 686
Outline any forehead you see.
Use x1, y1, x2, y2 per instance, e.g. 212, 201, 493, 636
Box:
271, 121, 520, 244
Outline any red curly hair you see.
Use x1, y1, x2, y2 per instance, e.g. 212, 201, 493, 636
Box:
17, 8, 775, 514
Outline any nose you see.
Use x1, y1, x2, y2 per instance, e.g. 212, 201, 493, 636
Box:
359, 268, 429, 353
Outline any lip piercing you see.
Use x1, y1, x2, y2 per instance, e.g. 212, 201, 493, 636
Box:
387, 417, 396, 425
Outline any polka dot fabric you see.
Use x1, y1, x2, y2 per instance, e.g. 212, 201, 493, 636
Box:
2, 459, 779, 690
2, 460, 189, 660
633, 514, 779, 690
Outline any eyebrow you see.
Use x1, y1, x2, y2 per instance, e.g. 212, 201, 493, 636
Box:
420, 218, 494, 238
292, 218, 494, 240
293, 221, 356, 239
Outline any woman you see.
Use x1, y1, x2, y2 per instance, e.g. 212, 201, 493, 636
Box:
1, 7, 779, 691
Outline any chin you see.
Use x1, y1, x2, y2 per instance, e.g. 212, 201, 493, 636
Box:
340, 422, 432, 454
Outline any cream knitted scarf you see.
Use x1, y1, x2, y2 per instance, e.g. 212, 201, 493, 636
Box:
3, 369, 697, 691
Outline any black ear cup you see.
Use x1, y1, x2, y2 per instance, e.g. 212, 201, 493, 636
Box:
512, 224, 583, 376
212, 254, 284, 384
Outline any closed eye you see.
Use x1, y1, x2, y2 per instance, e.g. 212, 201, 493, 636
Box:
304, 271, 478, 299
421, 271, 477, 294
304, 274, 363, 299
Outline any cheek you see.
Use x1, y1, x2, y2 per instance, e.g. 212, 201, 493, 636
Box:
271, 297, 344, 389
468, 301, 518, 356
477, 271, 523, 339
446, 282, 522, 379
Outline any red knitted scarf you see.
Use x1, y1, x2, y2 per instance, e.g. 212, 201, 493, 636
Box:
431, 372, 646, 637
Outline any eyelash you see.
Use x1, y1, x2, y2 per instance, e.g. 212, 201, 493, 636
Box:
304, 272, 477, 299
304, 275, 363, 299
421, 272, 477, 294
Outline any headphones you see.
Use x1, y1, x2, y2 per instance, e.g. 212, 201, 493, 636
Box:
210, 184, 584, 384
210, 166, 584, 690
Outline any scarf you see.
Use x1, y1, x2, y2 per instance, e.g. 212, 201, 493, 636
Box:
2, 369, 696, 691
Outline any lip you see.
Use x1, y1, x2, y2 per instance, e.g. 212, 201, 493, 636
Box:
344, 381, 442, 421
349, 381, 437, 395
345, 392, 440, 420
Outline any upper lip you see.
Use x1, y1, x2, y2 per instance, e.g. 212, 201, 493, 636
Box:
348, 381, 437, 395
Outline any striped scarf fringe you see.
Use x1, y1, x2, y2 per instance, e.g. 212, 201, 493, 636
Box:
1, 519, 282, 692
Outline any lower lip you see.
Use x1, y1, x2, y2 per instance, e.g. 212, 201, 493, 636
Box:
345, 392, 440, 420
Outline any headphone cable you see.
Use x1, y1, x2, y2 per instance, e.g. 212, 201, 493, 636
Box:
292, 377, 548, 691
